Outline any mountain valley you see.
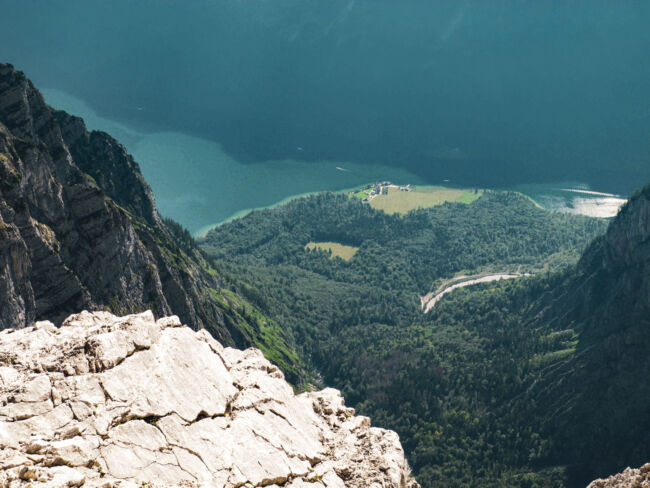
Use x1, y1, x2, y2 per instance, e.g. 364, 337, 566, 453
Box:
0, 63, 649, 488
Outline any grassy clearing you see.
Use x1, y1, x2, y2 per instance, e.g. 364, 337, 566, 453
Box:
370, 185, 482, 214
305, 241, 359, 261
208, 287, 302, 380
352, 188, 372, 199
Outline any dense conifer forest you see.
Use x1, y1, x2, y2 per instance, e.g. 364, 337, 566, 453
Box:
200, 191, 611, 487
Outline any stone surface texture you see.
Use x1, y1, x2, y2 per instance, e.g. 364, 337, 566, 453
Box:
0, 310, 419, 488
587, 464, 650, 488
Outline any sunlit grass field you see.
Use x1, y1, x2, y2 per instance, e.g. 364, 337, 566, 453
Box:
370, 186, 482, 214
305, 242, 360, 261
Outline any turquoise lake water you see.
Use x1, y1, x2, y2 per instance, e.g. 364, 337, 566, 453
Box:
4, 0, 646, 232
3, 0, 648, 219
42, 89, 628, 235
42, 89, 427, 234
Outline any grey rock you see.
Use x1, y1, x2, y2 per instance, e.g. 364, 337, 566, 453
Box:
0, 311, 419, 488
587, 463, 650, 488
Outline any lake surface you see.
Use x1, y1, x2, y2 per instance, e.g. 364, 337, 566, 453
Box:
43, 89, 627, 235
3, 0, 644, 232
42, 89, 426, 234
512, 183, 627, 219
2, 0, 648, 200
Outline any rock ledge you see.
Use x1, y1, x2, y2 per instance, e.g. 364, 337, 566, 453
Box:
587, 463, 650, 488
0, 311, 419, 488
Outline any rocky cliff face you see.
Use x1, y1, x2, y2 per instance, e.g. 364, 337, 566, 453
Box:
0, 310, 418, 488
562, 183, 650, 337
0, 63, 292, 362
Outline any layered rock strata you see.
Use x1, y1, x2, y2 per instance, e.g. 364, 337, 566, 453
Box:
0, 310, 419, 488
0, 62, 262, 351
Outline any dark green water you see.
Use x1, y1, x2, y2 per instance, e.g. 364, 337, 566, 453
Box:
2, 0, 649, 230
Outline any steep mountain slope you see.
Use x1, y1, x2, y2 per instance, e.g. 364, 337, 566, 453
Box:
526, 183, 650, 485
0, 310, 419, 487
0, 63, 299, 377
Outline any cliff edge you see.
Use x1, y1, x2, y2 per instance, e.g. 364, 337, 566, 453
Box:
587, 464, 650, 488
0, 310, 418, 488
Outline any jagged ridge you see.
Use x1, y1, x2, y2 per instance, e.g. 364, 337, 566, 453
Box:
0, 310, 418, 488
0, 61, 227, 336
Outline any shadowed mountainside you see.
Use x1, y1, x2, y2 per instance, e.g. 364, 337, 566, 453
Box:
524, 183, 650, 485
0, 63, 300, 378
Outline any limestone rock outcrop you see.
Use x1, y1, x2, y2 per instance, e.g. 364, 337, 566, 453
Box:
0, 310, 419, 488
587, 464, 650, 488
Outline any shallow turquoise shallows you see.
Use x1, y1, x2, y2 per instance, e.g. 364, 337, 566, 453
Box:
43, 89, 426, 234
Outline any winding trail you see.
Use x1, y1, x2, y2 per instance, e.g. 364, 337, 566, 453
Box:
421, 274, 524, 313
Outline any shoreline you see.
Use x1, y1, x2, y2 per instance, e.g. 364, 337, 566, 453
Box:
194, 183, 412, 238
195, 181, 480, 237
41, 88, 629, 235
194, 190, 330, 238
196, 183, 629, 238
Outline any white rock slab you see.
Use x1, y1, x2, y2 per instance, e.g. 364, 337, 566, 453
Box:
0, 310, 419, 488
